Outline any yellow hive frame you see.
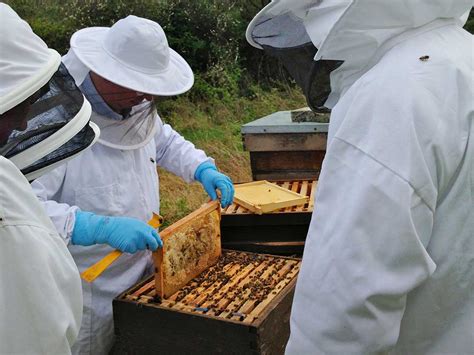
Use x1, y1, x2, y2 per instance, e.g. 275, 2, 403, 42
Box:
153, 200, 221, 298
233, 180, 308, 215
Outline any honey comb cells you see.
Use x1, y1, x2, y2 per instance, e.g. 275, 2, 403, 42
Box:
153, 201, 221, 298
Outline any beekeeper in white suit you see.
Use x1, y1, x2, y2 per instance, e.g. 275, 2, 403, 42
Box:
247, 0, 473, 353
0, 3, 100, 354
31, 15, 234, 355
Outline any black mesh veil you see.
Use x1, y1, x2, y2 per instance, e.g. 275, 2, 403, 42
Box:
0, 64, 97, 180
249, 12, 342, 111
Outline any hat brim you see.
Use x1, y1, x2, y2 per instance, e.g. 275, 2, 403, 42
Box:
247, 0, 303, 49
246, 1, 279, 49
70, 27, 194, 96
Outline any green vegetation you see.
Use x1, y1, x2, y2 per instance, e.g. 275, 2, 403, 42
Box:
6, 0, 302, 224
157, 87, 305, 226
5, 0, 474, 224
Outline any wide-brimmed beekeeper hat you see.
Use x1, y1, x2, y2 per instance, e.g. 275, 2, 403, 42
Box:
65, 15, 194, 96
0, 3, 99, 181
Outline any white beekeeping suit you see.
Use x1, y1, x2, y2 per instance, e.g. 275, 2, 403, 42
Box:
0, 3, 99, 354
31, 16, 216, 355
247, 0, 474, 353
0, 158, 83, 355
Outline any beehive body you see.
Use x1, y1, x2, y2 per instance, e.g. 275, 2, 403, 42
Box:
114, 250, 301, 354
242, 110, 328, 181
221, 180, 316, 255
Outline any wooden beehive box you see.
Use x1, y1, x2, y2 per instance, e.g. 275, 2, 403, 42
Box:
242, 110, 328, 181
113, 250, 301, 354
221, 180, 316, 255
153, 200, 221, 298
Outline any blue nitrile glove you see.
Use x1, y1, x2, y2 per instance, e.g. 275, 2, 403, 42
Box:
194, 161, 234, 208
71, 211, 162, 253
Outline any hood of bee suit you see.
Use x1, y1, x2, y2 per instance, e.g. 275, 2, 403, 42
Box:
0, 3, 99, 181
246, 0, 473, 110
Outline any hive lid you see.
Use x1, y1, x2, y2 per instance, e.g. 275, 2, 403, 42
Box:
241, 110, 329, 134
234, 180, 308, 215
153, 200, 221, 298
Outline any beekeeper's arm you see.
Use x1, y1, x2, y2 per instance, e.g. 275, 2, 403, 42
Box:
32, 164, 77, 242
0, 157, 82, 354
32, 167, 161, 252
286, 87, 439, 353
287, 139, 437, 353
154, 114, 234, 207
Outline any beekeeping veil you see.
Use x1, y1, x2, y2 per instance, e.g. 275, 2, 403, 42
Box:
0, 3, 99, 181
246, 0, 351, 111
247, 0, 473, 110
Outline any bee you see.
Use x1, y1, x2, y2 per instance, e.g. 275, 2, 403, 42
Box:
419, 55, 430, 62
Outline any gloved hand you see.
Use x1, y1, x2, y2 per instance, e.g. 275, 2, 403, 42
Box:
194, 161, 234, 208
71, 211, 162, 253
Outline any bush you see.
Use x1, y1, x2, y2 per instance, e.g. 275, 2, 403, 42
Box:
6, 0, 474, 102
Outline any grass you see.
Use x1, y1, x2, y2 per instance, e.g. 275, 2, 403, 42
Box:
156, 86, 306, 227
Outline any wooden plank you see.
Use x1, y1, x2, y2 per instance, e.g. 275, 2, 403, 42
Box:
131, 280, 155, 298
308, 181, 318, 210
226, 261, 283, 321
235, 205, 247, 214
254, 170, 320, 181
153, 200, 221, 298
281, 182, 290, 190
253, 278, 297, 354
222, 203, 237, 214
297, 181, 309, 211
198, 260, 271, 319
284, 181, 301, 212
248, 264, 300, 319
184, 263, 242, 308
252, 241, 305, 247
200, 262, 259, 316
243, 132, 328, 152
250, 151, 326, 171
234, 260, 296, 320
170, 261, 237, 307
218, 260, 276, 320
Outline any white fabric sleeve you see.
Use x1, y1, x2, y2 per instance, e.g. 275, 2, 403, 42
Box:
286, 137, 437, 354
0, 224, 82, 354
0, 157, 82, 354
154, 115, 212, 182
31, 164, 79, 244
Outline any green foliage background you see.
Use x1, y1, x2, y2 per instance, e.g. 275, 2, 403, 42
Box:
6, 1, 474, 103
5, 0, 473, 223
5, 0, 290, 102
